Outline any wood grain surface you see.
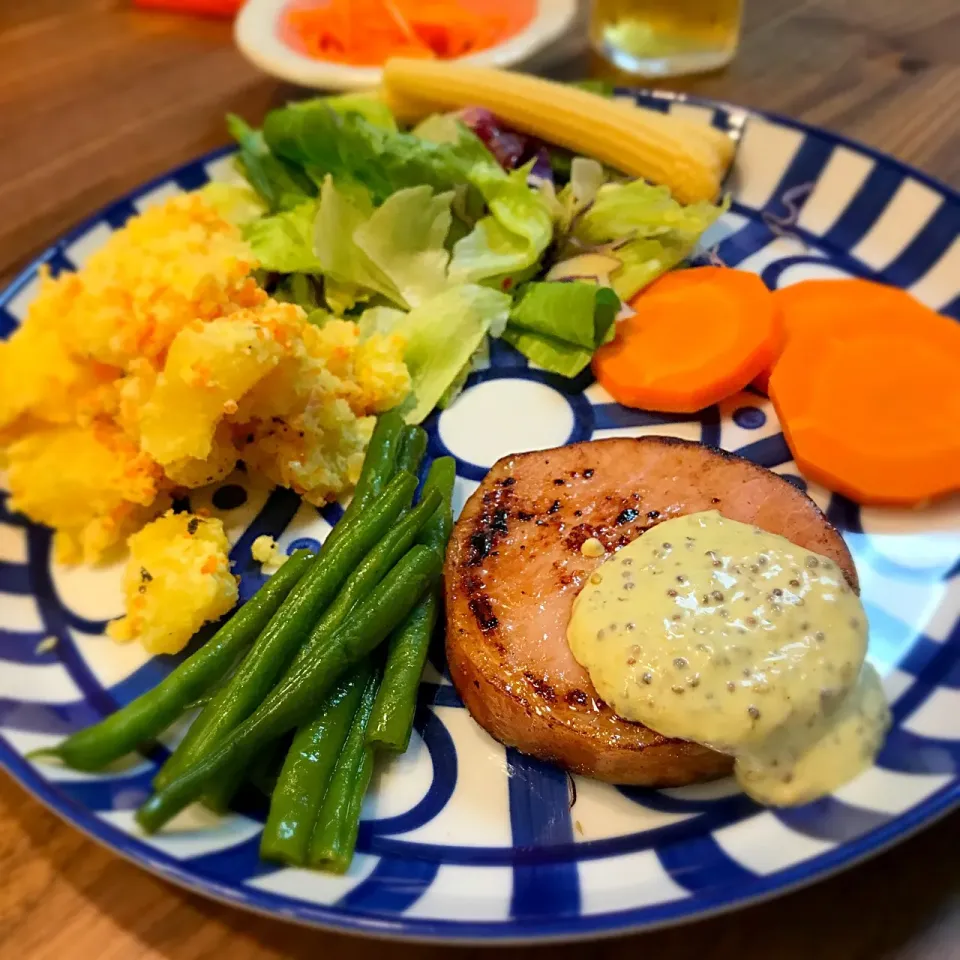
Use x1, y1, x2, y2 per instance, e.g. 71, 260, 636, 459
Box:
1, 1, 958, 958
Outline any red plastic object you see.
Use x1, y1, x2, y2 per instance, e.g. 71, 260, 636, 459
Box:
133, 0, 244, 17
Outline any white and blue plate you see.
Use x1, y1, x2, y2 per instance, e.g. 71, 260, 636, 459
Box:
1, 91, 958, 942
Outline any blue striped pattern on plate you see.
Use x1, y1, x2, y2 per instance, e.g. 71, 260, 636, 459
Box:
0, 91, 958, 943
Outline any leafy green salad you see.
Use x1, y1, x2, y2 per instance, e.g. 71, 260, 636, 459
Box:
207, 92, 725, 422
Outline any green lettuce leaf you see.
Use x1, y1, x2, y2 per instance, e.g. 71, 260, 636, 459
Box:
535, 157, 606, 233
312, 177, 454, 311
573, 180, 724, 246
502, 282, 620, 377
437, 336, 489, 411
608, 237, 699, 300
359, 286, 511, 424
353, 185, 454, 308
411, 114, 491, 166
321, 93, 397, 131
263, 102, 497, 205
244, 201, 320, 273
305, 308, 332, 327
449, 164, 553, 284
201, 182, 266, 226
312, 177, 394, 311
569, 180, 726, 300
227, 114, 317, 213
357, 305, 407, 339
273, 273, 322, 311
262, 101, 553, 285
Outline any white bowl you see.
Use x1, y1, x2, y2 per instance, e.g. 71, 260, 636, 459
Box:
234, 0, 578, 91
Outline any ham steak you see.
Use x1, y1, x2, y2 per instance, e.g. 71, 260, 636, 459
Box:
444, 436, 858, 786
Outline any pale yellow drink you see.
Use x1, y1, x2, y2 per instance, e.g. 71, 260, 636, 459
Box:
590, 0, 743, 78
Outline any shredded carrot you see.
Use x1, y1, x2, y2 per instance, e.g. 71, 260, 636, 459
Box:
753, 278, 933, 394
592, 267, 781, 414
770, 308, 960, 506
283, 0, 533, 67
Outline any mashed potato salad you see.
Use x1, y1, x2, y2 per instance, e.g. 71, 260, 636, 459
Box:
0, 191, 410, 652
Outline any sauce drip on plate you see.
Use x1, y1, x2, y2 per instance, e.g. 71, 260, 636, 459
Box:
567, 510, 890, 805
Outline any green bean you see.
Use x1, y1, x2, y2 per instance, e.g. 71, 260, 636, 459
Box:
244, 733, 293, 797
27, 550, 315, 772
367, 457, 455, 751
394, 425, 428, 478
255, 445, 439, 848
308, 669, 381, 872
365, 592, 438, 753
283, 488, 441, 677
153, 471, 417, 793
260, 662, 372, 865
202, 485, 441, 811
136, 546, 442, 833
182, 692, 214, 713
324, 411, 404, 550
415, 457, 456, 553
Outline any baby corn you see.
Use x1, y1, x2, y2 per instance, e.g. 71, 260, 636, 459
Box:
383, 59, 734, 204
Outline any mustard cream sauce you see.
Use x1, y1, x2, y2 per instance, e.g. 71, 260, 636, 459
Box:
567, 510, 890, 805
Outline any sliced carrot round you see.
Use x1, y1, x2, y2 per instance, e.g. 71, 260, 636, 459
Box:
753, 278, 935, 393
769, 311, 960, 506
592, 267, 779, 414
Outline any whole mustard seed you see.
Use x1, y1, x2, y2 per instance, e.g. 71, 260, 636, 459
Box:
580, 537, 606, 558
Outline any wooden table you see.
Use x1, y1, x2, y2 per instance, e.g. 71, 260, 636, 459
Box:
1, 2, 958, 957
